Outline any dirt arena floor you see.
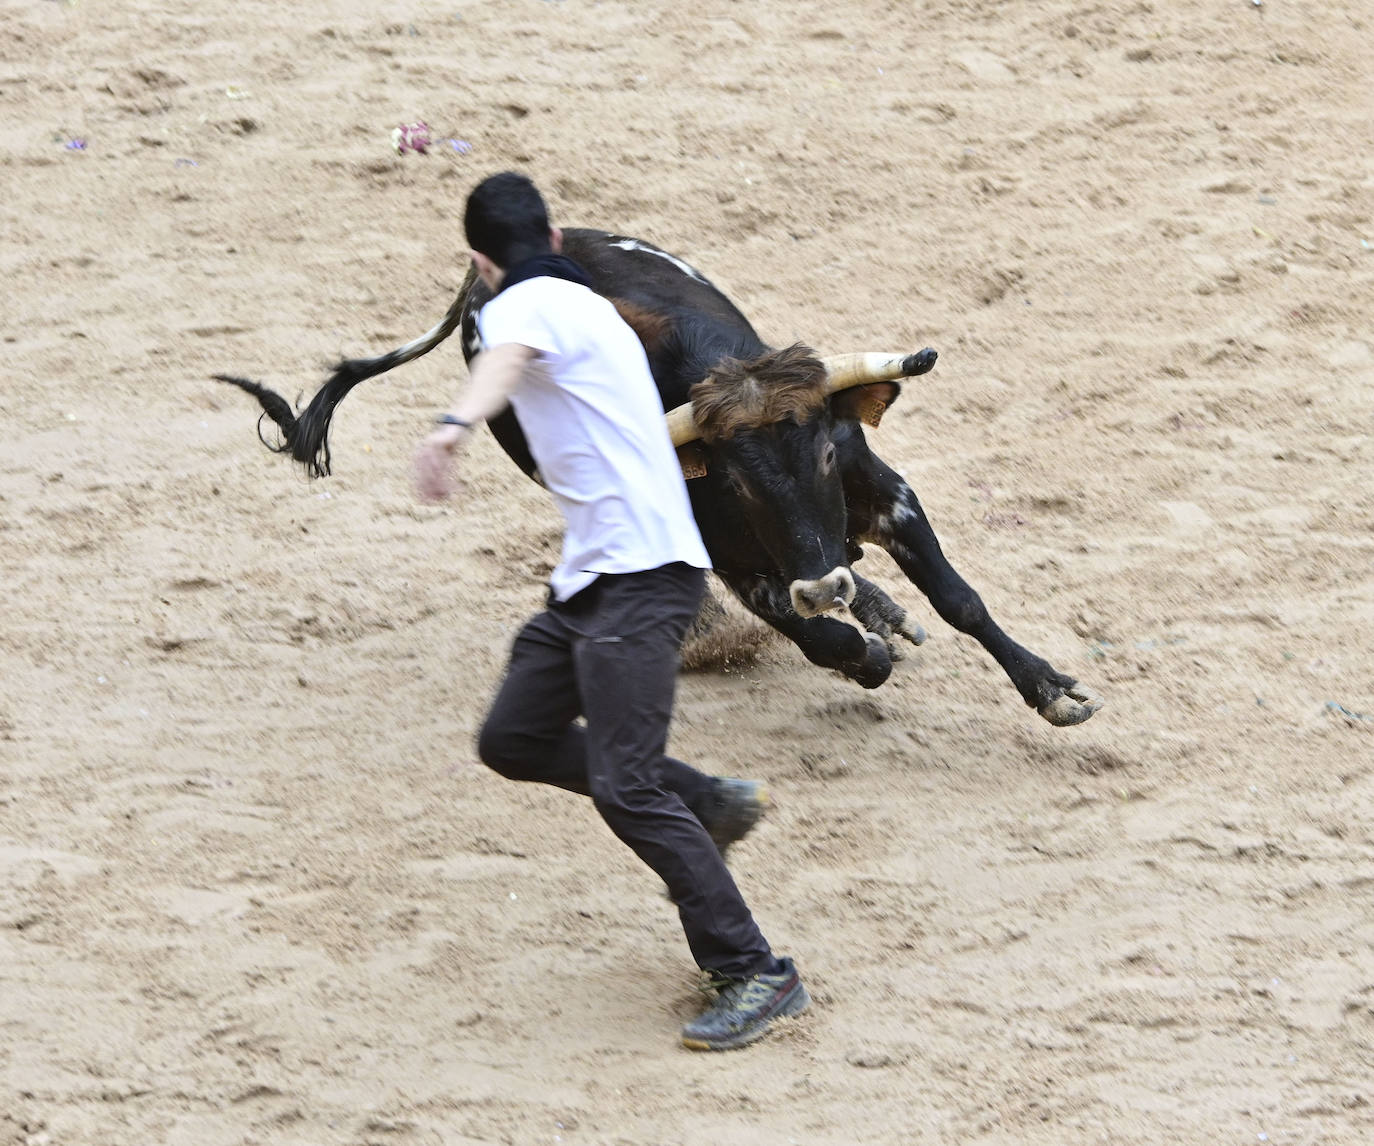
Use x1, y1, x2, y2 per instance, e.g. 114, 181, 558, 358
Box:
4, 1, 1373, 1142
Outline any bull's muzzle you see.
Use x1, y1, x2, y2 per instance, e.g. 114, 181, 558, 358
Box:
789, 567, 857, 618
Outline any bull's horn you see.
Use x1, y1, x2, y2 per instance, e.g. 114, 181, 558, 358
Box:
666, 401, 702, 447
821, 348, 938, 394
665, 348, 937, 446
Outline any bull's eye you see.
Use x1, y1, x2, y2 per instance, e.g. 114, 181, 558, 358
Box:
821, 442, 837, 472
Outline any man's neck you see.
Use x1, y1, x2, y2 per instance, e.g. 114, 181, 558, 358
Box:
496, 252, 592, 295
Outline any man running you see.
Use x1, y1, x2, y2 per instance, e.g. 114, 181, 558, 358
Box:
413, 172, 810, 1050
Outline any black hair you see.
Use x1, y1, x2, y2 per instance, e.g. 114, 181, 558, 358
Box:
463, 172, 552, 269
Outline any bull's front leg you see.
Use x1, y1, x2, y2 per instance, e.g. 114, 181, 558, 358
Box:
719, 572, 894, 689
847, 452, 1102, 725
850, 572, 927, 661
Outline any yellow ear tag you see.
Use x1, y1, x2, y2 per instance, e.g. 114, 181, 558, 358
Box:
858, 397, 888, 428
677, 443, 709, 479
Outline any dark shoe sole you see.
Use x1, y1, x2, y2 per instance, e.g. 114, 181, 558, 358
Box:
680, 981, 811, 1052
706, 779, 771, 855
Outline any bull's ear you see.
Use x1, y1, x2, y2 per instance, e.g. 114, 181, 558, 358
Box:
830, 380, 901, 427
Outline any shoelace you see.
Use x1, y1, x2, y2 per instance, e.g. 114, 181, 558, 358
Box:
698, 969, 734, 996
698, 969, 776, 1007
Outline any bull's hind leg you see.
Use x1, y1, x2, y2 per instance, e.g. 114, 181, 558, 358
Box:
848, 454, 1102, 725
720, 572, 894, 689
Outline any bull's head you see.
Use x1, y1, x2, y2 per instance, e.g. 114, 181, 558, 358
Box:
665, 347, 936, 620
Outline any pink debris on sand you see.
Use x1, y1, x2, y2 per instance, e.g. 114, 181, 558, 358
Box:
391, 122, 432, 155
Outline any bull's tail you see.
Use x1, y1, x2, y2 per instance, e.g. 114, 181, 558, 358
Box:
214, 272, 473, 478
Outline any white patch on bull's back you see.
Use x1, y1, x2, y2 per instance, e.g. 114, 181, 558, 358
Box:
465, 326, 483, 357
608, 238, 707, 283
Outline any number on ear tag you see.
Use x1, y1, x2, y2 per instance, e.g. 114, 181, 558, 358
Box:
858, 397, 888, 428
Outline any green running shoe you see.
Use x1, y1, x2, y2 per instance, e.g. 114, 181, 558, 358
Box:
681, 957, 810, 1051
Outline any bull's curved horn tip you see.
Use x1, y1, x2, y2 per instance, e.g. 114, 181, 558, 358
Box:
900, 348, 938, 377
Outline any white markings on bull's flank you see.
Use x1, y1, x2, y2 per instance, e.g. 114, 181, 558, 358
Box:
608, 238, 708, 283
465, 326, 483, 357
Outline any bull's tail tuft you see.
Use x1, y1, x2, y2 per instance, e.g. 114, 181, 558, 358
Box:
214, 371, 333, 477
212, 371, 312, 466
214, 272, 475, 479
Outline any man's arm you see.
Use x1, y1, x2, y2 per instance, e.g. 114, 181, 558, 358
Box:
414, 341, 538, 502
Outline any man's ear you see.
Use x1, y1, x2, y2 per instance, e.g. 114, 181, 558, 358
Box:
550, 226, 564, 253
830, 380, 902, 427
471, 249, 501, 290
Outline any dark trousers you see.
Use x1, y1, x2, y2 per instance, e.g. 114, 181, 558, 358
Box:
477, 562, 777, 979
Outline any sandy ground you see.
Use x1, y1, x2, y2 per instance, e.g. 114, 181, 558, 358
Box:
3, 0, 1373, 1143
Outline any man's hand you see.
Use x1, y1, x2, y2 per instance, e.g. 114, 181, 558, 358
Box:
413, 341, 535, 503
413, 424, 468, 502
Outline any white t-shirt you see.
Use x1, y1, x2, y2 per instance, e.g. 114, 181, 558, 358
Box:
477, 275, 712, 601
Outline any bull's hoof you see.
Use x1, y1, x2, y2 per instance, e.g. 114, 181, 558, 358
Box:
898, 618, 927, 646
1038, 683, 1104, 727
850, 632, 893, 689
883, 619, 926, 662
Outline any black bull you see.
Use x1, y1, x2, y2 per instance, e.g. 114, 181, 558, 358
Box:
217, 227, 1101, 726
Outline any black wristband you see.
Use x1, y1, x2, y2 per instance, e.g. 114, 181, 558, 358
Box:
435, 414, 474, 428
